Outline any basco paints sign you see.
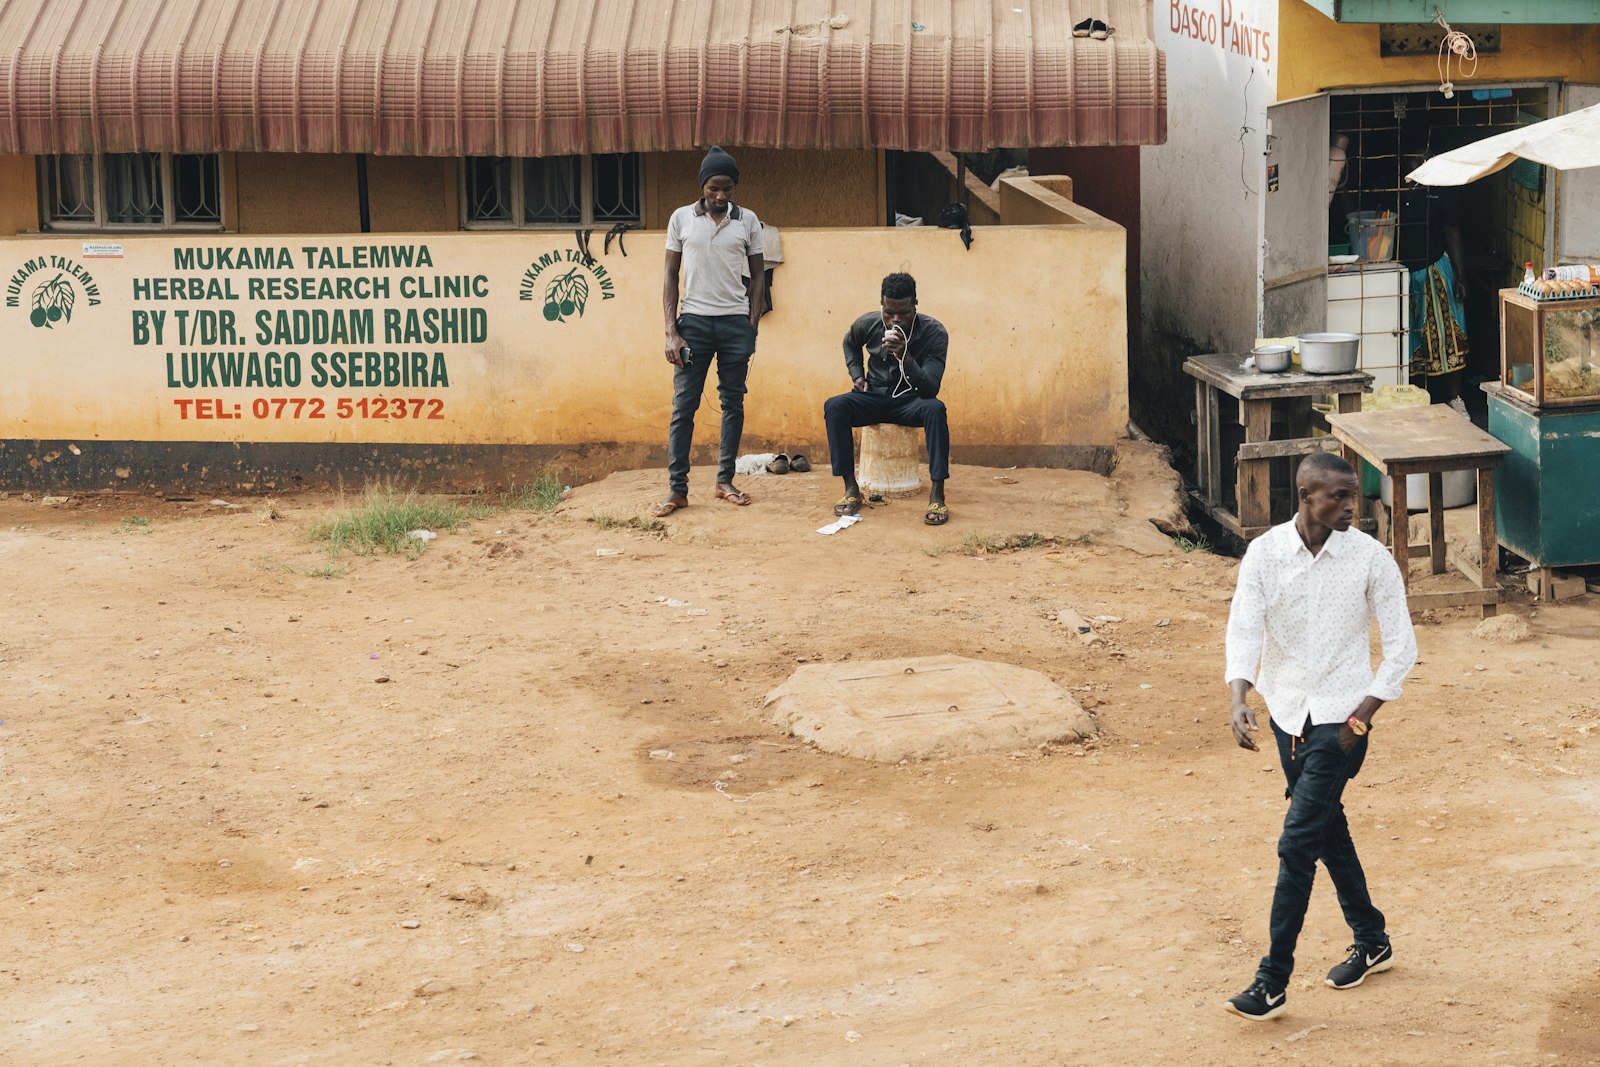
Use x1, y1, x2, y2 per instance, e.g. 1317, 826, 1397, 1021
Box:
1168, 0, 1273, 62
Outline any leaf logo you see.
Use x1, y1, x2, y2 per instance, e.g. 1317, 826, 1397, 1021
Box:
543, 268, 590, 322
30, 273, 75, 329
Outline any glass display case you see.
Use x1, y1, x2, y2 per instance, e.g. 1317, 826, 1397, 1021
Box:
1500, 288, 1600, 407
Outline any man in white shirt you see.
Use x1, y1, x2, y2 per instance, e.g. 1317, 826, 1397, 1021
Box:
652, 146, 766, 518
1222, 451, 1418, 1022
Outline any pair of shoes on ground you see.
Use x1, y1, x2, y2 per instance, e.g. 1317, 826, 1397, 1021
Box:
766, 453, 811, 474
1224, 942, 1393, 1021
1072, 18, 1114, 39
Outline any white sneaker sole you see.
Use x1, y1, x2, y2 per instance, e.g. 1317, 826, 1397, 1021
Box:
1223, 1000, 1287, 1021
1326, 956, 1393, 989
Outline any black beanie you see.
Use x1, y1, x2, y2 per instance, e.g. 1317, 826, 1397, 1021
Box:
698, 146, 740, 187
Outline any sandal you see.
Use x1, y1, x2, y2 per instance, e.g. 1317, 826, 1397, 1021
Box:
1090, 20, 1114, 39
714, 484, 753, 506
766, 454, 791, 474
833, 494, 863, 517
924, 502, 950, 526
651, 497, 688, 518
1072, 17, 1093, 36
789, 454, 811, 473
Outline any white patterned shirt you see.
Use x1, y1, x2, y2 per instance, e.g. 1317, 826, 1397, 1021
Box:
1225, 520, 1417, 735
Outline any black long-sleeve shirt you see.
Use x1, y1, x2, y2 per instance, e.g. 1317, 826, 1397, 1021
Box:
842, 311, 949, 398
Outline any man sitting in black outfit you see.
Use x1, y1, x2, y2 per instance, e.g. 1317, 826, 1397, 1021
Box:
823, 272, 952, 525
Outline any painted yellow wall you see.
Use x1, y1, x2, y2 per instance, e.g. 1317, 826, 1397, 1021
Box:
367, 156, 457, 233
1278, 0, 1600, 100
0, 178, 1126, 468
235, 154, 362, 233
644, 148, 881, 229
0, 155, 38, 236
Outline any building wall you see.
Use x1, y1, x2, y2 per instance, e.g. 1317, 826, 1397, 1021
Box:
1140, 0, 1279, 445
0, 176, 1126, 489
236, 154, 362, 233
644, 148, 881, 229
0, 155, 36, 236
367, 156, 458, 233
1277, 0, 1600, 100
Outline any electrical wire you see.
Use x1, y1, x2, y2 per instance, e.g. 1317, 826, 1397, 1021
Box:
1435, 9, 1477, 100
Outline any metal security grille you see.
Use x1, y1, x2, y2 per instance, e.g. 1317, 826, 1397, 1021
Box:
462, 154, 640, 229
40, 153, 222, 230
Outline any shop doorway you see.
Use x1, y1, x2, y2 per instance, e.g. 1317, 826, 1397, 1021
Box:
1327, 84, 1555, 409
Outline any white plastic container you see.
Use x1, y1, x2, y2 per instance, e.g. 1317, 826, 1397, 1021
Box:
1380, 469, 1476, 512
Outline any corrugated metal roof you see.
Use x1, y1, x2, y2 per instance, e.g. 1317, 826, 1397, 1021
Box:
0, 0, 1165, 156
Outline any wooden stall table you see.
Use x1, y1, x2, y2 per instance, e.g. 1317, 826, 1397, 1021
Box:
1324, 404, 1511, 618
1183, 354, 1371, 539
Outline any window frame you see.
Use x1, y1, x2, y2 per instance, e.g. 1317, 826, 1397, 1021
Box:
459, 154, 644, 231
38, 152, 226, 232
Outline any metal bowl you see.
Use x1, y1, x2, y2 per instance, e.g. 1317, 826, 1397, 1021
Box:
1297, 332, 1360, 374
1249, 344, 1293, 374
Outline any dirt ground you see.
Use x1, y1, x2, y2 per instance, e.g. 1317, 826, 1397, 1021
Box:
3, 444, 1599, 1067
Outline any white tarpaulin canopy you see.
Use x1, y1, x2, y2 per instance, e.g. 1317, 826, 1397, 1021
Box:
1408, 103, 1600, 186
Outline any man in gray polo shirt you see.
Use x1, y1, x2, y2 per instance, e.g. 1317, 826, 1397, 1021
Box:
653, 146, 766, 517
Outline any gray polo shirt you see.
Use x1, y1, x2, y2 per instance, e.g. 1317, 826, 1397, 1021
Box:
666, 200, 765, 317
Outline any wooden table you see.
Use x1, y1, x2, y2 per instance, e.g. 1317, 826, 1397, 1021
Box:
1325, 404, 1511, 618
1183, 354, 1372, 539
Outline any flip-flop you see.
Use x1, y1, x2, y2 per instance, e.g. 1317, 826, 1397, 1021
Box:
1090, 20, 1114, 39
715, 485, 753, 506
766, 454, 791, 474
1072, 17, 1094, 36
651, 498, 687, 517
924, 502, 950, 526
789, 454, 811, 473
833, 494, 862, 516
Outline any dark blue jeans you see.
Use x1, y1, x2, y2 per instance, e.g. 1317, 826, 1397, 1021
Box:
668, 314, 756, 495
822, 390, 950, 481
1257, 719, 1387, 989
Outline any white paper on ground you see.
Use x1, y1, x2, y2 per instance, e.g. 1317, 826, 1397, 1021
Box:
816, 514, 862, 535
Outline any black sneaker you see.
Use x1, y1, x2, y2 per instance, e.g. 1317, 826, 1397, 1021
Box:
1223, 979, 1287, 1021
1326, 941, 1393, 989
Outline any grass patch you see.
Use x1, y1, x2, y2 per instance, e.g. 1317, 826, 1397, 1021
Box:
312, 485, 473, 558
491, 475, 566, 514
120, 516, 151, 528
1171, 532, 1213, 554
305, 563, 349, 578
588, 513, 667, 537
959, 532, 1061, 556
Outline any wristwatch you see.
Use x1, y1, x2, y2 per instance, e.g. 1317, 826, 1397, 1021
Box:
1345, 716, 1369, 736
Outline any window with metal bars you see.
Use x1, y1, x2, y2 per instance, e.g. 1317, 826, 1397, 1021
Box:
462, 154, 642, 228
40, 153, 222, 230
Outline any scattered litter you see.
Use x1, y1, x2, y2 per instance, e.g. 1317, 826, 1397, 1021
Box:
1139, 683, 1153, 690
649, 749, 674, 760
817, 514, 862, 536
399, 920, 420, 929
40, 496, 69, 505
210, 498, 244, 509
1091, 615, 1123, 624
911, 20, 925, 31
595, 548, 623, 557
565, 943, 586, 953
1406, 1030, 1427, 1037
1055, 608, 1102, 645
1286, 1023, 1327, 1042
684, 608, 708, 616
405, 529, 438, 542
1156, 618, 1170, 627
655, 597, 690, 608
734, 452, 779, 477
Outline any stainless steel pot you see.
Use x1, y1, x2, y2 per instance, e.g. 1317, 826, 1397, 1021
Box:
1248, 345, 1292, 374
1297, 332, 1361, 374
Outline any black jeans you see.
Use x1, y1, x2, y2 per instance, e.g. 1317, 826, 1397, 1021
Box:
822, 390, 950, 481
668, 314, 756, 495
1257, 719, 1387, 989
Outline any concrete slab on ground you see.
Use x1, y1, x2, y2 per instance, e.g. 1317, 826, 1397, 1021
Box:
764, 654, 1096, 762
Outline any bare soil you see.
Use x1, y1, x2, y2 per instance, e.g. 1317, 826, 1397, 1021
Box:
3, 446, 1599, 1066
